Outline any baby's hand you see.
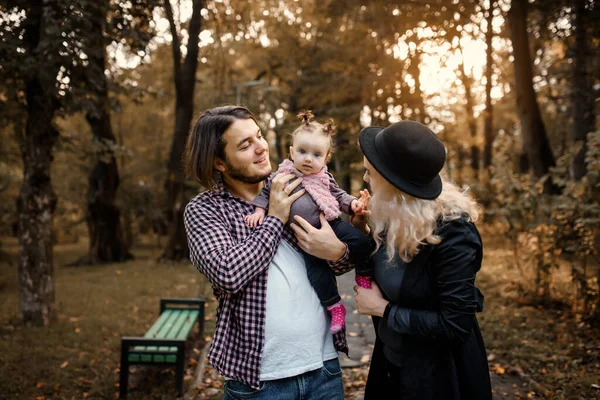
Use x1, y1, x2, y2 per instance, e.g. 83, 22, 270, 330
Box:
350, 189, 371, 231
245, 208, 266, 227
354, 189, 371, 216
351, 199, 364, 214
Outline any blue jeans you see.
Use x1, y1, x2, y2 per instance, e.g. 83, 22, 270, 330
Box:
222, 358, 344, 400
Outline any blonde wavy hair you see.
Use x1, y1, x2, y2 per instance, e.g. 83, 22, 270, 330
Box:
368, 168, 482, 263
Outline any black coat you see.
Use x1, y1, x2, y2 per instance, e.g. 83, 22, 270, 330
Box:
364, 218, 492, 400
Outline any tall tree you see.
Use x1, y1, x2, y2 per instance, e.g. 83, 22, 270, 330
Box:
404, 46, 430, 124
6, 1, 65, 326
78, 0, 155, 263
458, 40, 480, 177
483, 0, 496, 170
162, 0, 204, 261
570, 0, 595, 179
507, 0, 556, 191
1, 0, 156, 323
83, 0, 131, 263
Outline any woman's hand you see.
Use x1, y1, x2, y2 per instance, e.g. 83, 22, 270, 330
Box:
290, 213, 347, 261
354, 281, 389, 318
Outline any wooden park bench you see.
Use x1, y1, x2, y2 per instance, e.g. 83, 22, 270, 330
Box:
119, 298, 205, 398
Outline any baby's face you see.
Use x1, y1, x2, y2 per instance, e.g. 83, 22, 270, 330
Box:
289, 131, 330, 175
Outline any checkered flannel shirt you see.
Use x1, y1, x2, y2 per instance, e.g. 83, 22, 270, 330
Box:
183, 185, 353, 390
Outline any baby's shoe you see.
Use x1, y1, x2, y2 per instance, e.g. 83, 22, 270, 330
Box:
355, 275, 372, 289
326, 302, 346, 334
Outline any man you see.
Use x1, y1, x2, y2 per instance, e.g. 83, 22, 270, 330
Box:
183, 105, 354, 399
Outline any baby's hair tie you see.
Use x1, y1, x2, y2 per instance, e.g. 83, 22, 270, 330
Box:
324, 119, 337, 136
296, 110, 314, 125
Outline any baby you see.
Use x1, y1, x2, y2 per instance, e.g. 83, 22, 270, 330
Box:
245, 111, 372, 334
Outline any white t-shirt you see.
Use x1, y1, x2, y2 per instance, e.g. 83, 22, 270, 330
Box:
259, 240, 338, 380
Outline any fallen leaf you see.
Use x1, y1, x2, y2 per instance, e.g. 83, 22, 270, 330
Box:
494, 364, 506, 375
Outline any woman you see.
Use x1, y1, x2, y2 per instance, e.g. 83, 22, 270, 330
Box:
353, 120, 493, 399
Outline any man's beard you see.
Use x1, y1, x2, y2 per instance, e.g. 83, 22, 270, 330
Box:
224, 158, 270, 184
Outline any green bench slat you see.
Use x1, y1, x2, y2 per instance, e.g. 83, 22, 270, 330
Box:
154, 310, 190, 361
174, 310, 199, 340
128, 309, 199, 363
145, 309, 175, 338
135, 310, 181, 362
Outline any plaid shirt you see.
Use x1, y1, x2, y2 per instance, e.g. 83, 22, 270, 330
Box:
183, 185, 353, 389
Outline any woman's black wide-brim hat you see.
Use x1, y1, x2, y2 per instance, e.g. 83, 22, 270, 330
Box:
359, 120, 446, 200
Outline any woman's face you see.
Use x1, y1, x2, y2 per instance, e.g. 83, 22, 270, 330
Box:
363, 157, 378, 194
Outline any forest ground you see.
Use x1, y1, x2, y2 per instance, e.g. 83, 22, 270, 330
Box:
0, 231, 599, 399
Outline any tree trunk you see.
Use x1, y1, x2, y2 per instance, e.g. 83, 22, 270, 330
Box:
459, 42, 480, 178
507, 0, 556, 192
18, 3, 58, 326
404, 47, 430, 124
570, 0, 594, 180
483, 1, 496, 170
455, 145, 466, 189
85, 0, 131, 263
161, 0, 203, 261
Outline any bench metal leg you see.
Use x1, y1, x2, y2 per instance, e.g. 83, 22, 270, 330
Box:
175, 344, 185, 397
119, 341, 130, 398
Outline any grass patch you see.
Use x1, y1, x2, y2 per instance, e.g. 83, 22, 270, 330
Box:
2, 231, 599, 399
476, 232, 600, 399
0, 236, 215, 399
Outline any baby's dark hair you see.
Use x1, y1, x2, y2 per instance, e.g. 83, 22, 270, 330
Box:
292, 110, 336, 159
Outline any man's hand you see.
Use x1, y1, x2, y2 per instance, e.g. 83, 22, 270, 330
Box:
290, 213, 347, 261
267, 173, 305, 224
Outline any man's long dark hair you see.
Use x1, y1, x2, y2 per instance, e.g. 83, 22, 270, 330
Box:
183, 105, 257, 190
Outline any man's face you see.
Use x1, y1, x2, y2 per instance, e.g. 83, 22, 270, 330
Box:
217, 118, 271, 184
